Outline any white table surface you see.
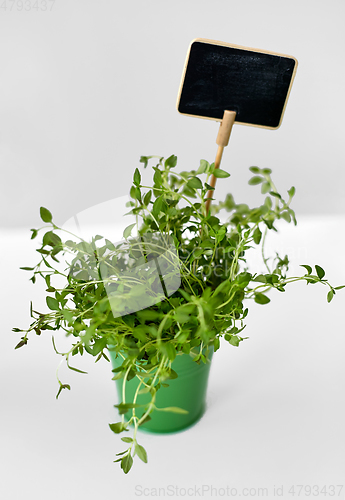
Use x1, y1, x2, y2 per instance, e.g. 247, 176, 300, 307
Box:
1, 216, 345, 500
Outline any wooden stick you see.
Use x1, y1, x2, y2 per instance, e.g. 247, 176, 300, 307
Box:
205, 110, 236, 215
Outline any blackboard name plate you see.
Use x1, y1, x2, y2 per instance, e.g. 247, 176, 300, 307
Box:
177, 38, 298, 130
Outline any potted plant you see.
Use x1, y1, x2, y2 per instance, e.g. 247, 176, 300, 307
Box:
14, 154, 344, 473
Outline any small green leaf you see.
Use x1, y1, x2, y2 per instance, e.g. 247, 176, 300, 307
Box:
334, 285, 345, 290
315, 265, 325, 280
153, 169, 162, 185
121, 437, 133, 443
248, 176, 263, 185
253, 226, 262, 244
56, 383, 70, 399
136, 309, 163, 321
193, 248, 204, 259
160, 342, 177, 361
123, 223, 136, 239
290, 209, 297, 226
174, 304, 195, 323
139, 415, 152, 425
40, 207, 52, 223
306, 276, 319, 284
155, 406, 189, 414
15, 338, 28, 349
261, 182, 271, 194
213, 280, 231, 296
121, 453, 133, 474
249, 166, 260, 173
213, 168, 230, 178
266, 274, 279, 285
300, 264, 312, 275
90, 338, 107, 357
264, 197, 272, 209
197, 159, 209, 174
46, 296, 60, 311
143, 190, 152, 206
135, 443, 148, 463
165, 369, 178, 380
114, 403, 144, 415
165, 155, 177, 169
280, 211, 291, 223
179, 290, 192, 301
288, 186, 296, 198
133, 168, 141, 186
20, 266, 35, 271
152, 196, 164, 218
43, 231, 62, 248
253, 274, 267, 283
139, 156, 149, 168
269, 191, 282, 199
67, 362, 87, 374
254, 293, 271, 305
115, 450, 129, 457
213, 337, 220, 352
229, 335, 240, 347
327, 290, 334, 303
187, 176, 203, 190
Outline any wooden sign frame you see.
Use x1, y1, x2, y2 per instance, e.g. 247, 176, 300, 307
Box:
176, 38, 298, 130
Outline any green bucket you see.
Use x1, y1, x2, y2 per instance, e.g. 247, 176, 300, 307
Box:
109, 348, 213, 433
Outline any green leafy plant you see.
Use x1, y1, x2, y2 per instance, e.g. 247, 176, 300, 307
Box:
14, 155, 344, 473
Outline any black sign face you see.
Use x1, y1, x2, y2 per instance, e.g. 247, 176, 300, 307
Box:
177, 39, 298, 129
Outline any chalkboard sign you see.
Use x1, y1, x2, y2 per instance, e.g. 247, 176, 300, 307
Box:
177, 39, 298, 129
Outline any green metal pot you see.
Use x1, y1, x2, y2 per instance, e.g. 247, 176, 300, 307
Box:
109, 348, 213, 433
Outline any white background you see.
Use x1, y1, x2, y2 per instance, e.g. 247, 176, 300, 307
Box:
1, 1, 345, 499
0, 0, 344, 228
